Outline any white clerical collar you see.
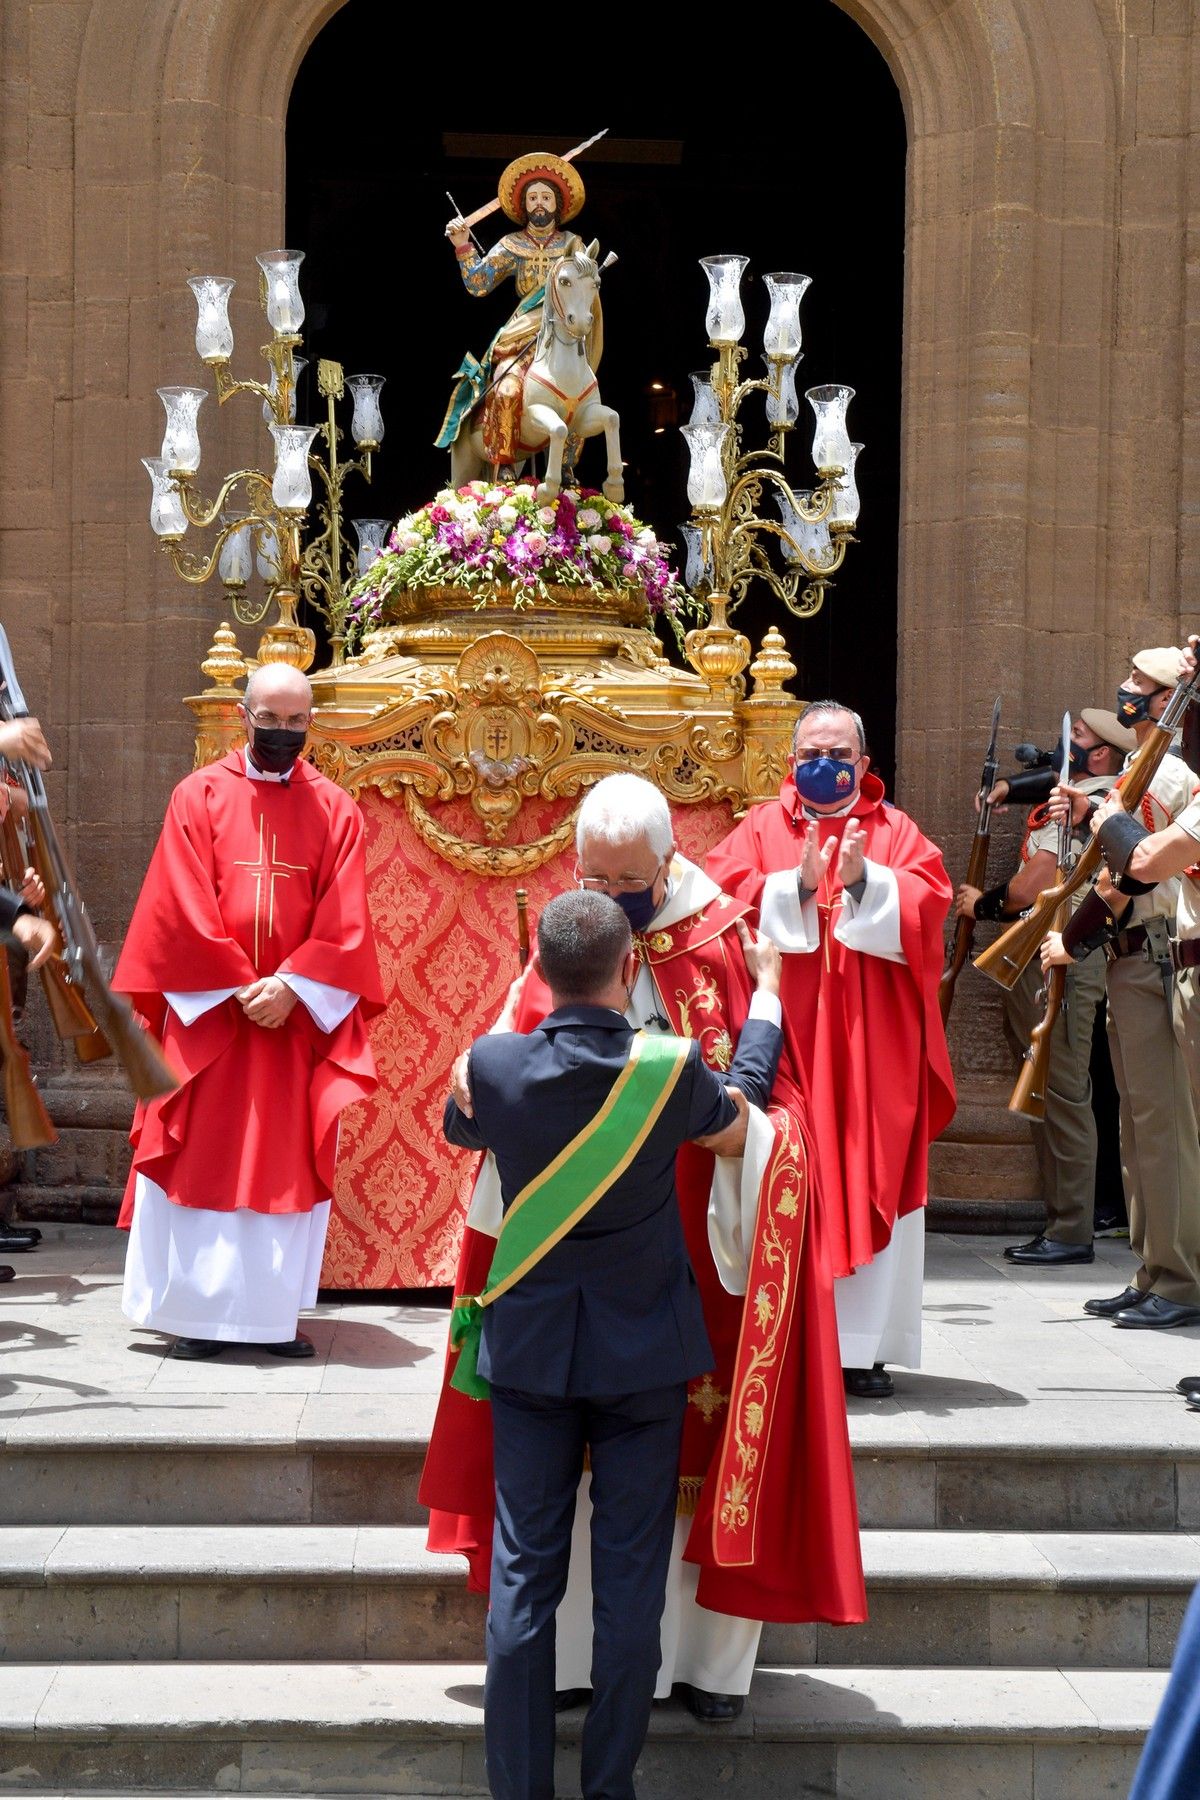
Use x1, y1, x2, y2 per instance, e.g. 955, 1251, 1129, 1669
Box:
243, 748, 296, 784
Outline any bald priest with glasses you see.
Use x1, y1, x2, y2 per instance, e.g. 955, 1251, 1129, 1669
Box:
113, 663, 382, 1360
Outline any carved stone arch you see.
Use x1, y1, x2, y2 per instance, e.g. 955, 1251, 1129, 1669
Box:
832, 2, 1118, 843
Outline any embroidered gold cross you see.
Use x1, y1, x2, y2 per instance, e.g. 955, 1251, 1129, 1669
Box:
234, 818, 306, 968
688, 1372, 729, 1424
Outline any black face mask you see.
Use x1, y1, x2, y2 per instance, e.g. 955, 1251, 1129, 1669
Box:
1068, 742, 1092, 779
1116, 685, 1159, 728
249, 726, 306, 775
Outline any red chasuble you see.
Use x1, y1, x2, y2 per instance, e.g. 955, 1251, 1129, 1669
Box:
705, 775, 956, 1281
420, 878, 866, 1626
113, 752, 382, 1222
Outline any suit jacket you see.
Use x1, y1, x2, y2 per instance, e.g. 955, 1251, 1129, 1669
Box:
0, 886, 26, 933
443, 1005, 782, 1398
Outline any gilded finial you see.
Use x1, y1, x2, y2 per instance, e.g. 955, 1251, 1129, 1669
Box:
200, 622, 248, 694
748, 625, 797, 698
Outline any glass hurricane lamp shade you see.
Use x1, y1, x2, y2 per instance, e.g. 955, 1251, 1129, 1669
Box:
269, 423, 319, 511
142, 457, 187, 538
348, 374, 386, 448
678, 522, 713, 592
763, 273, 811, 359
157, 386, 206, 474
807, 383, 855, 475
218, 512, 254, 585
700, 255, 749, 346
776, 490, 835, 569
256, 249, 305, 335
352, 518, 391, 576
829, 443, 863, 529
262, 356, 307, 426
686, 370, 721, 428
187, 276, 235, 362
764, 355, 802, 429
681, 421, 730, 512
255, 521, 280, 582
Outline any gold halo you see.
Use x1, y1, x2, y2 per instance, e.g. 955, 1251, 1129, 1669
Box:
498, 152, 586, 225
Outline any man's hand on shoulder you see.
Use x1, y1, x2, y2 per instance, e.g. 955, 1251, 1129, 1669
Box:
450, 1048, 473, 1118
695, 1085, 749, 1158
735, 917, 781, 996
236, 976, 298, 1029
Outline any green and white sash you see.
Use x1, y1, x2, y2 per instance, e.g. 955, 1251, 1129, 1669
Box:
449, 1031, 691, 1399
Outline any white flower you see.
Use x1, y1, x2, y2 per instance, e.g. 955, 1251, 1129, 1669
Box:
496, 503, 519, 523
537, 505, 557, 526
590, 534, 612, 555
484, 488, 506, 506
576, 507, 602, 530
460, 520, 482, 544
636, 527, 657, 547
396, 530, 422, 552
434, 488, 456, 508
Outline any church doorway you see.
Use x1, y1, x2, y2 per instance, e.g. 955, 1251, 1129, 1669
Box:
285, 4, 906, 785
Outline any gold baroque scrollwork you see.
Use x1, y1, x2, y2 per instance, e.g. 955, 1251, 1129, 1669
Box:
403, 785, 581, 877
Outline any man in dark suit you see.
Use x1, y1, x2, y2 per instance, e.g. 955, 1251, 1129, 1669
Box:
443, 888, 782, 1800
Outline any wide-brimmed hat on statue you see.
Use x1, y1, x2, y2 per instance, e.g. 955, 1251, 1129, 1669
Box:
498, 152, 586, 225
1079, 707, 1137, 755
1132, 646, 1184, 689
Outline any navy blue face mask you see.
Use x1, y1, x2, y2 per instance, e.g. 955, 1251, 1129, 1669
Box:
1116, 686, 1158, 728
612, 884, 662, 931
793, 756, 859, 808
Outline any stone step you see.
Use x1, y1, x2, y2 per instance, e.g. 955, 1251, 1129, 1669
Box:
1, 1525, 1194, 1672
0, 1659, 1164, 1797
3, 1399, 1198, 1532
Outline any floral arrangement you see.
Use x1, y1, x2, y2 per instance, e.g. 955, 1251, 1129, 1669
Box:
343, 480, 697, 654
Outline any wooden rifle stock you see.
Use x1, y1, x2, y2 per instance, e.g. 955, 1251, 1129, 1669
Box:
21, 805, 178, 1102
974, 672, 1200, 990
516, 888, 530, 969
0, 938, 56, 1147
0, 808, 110, 1059
1007, 896, 1067, 1119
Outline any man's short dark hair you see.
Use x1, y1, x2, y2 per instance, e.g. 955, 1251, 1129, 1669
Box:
537, 891, 632, 1003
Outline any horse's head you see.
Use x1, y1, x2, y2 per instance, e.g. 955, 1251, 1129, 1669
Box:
545, 240, 602, 342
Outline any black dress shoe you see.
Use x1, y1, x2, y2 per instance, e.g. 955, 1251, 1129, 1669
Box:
168, 1337, 225, 1360
1005, 1236, 1094, 1266
1115, 1295, 1200, 1330
0, 1265, 13, 1284
554, 1688, 591, 1712
1175, 1376, 1200, 1396
1083, 1285, 1149, 1318
1179, 1381, 1200, 1404
264, 1332, 315, 1359
0, 1225, 39, 1250
677, 1683, 745, 1723
844, 1364, 894, 1399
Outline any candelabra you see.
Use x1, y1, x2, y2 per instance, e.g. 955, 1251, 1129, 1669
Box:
680, 258, 861, 644
143, 250, 386, 670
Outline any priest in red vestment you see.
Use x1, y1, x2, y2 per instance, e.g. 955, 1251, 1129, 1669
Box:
114, 663, 382, 1360
706, 700, 956, 1400
420, 772, 864, 1722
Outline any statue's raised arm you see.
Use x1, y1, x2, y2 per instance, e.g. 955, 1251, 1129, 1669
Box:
435, 151, 621, 503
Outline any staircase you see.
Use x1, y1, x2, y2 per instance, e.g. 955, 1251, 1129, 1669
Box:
0, 1378, 1183, 1797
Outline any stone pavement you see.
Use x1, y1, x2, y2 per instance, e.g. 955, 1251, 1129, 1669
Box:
0, 1222, 1197, 1798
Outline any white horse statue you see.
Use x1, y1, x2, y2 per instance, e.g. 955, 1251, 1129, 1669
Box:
449, 241, 623, 505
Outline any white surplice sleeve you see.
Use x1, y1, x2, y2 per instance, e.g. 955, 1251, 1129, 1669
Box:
278, 972, 358, 1032
834, 858, 907, 965
758, 870, 821, 953
465, 1152, 503, 1240
164, 988, 238, 1025
706, 1106, 776, 1296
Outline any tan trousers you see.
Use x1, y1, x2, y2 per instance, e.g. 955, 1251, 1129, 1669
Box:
1003, 952, 1108, 1245
1106, 954, 1200, 1305
1172, 966, 1200, 1108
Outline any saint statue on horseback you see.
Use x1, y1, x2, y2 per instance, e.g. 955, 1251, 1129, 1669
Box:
436, 149, 623, 504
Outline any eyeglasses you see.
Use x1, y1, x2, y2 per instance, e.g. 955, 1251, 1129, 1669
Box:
244, 706, 312, 731
574, 860, 661, 897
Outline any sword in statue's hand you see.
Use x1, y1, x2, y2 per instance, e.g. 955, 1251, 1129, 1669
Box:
444, 192, 484, 257
443, 128, 610, 236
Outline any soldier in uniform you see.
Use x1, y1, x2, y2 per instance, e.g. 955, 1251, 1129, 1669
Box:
1043, 647, 1200, 1330
953, 708, 1133, 1266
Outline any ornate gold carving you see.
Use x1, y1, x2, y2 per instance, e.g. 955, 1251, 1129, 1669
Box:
749, 624, 797, 696
200, 622, 248, 693
403, 786, 580, 877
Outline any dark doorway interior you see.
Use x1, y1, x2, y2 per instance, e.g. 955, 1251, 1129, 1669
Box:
286, 5, 905, 787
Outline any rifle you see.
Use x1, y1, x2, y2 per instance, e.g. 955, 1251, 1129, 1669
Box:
0, 627, 179, 1102
0, 801, 111, 1062
0, 929, 56, 1147
938, 694, 1002, 1024
974, 660, 1200, 990
515, 888, 530, 969
1009, 712, 1072, 1119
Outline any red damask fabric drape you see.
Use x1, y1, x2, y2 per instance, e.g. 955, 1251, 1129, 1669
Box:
320, 790, 736, 1288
